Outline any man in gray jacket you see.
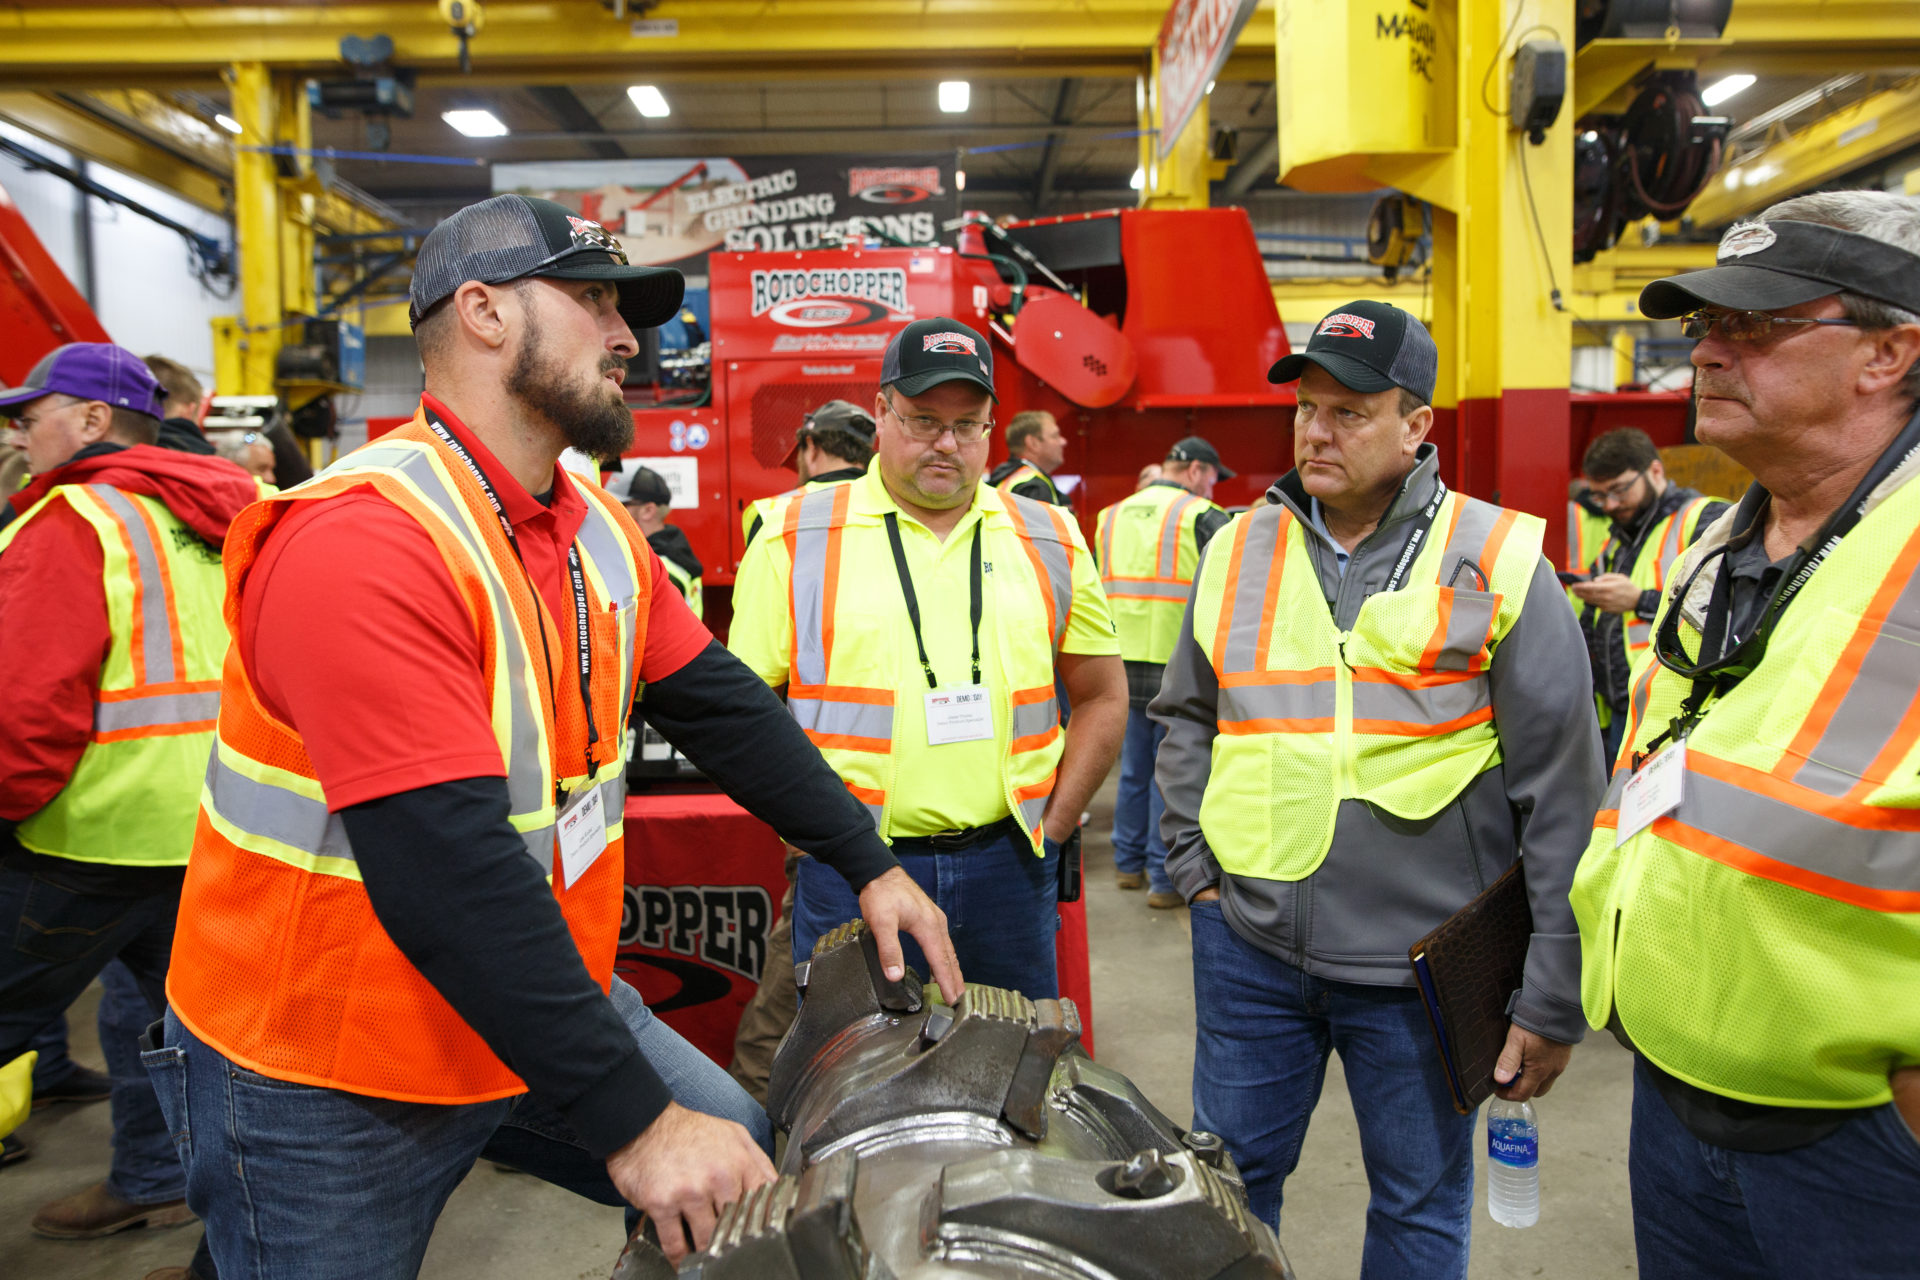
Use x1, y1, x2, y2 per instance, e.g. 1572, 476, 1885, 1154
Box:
1151, 301, 1602, 1275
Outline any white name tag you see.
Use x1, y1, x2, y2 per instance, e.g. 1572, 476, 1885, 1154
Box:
925, 684, 994, 746
557, 784, 609, 887
1616, 739, 1686, 846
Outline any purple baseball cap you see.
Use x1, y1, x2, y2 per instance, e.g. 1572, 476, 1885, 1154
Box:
0, 344, 165, 419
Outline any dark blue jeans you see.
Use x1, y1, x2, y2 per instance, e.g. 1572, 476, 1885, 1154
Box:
791, 826, 1060, 1000
1190, 900, 1475, 1280
1111, 707, 1170, 893
0, 865, 183, 1203
1629, 1056, 1920, 1278
143, 977, 770, 1280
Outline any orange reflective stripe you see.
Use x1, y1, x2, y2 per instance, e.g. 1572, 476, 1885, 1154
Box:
1212, 516, 1252, 669
1420, 590, 1454, 670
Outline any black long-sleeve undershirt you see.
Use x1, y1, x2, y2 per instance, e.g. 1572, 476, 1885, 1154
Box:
343, 640, 899, 1159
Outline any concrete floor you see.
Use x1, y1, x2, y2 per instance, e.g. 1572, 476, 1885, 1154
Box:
2, 776, 1640, 1279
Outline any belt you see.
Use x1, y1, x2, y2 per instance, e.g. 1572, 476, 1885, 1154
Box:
891, 815, 1024, 852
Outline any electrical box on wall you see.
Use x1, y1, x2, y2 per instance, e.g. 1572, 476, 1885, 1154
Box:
1510, 40, 1567, 146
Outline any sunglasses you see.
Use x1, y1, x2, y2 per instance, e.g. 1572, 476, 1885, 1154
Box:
1679, 310, 1861, 342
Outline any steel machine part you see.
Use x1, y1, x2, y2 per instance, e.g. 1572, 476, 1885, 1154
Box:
616, 921, 1293, 1279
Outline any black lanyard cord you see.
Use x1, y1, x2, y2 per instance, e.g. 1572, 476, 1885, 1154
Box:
884, 512, 983, 690
422, 410, 599, 784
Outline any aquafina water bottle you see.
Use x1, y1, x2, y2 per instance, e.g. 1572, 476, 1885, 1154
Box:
1487, 1097, 1539, 1227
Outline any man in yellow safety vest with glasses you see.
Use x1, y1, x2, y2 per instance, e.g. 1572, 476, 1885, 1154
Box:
1094, 435, 1231, 905
1573, 190, 1920, 1278
731, 317, 1127, 1000
1153, 301, 1603, 1269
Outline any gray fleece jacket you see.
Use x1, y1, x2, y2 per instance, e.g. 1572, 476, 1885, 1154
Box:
1149, 446, 1602, 1044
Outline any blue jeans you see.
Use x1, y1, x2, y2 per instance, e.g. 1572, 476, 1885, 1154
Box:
1189, 901, 1475, 1279
1111, 708, 1170, 892
1629, 1057, 1920, 1278
27, 1011, 75, 1090
791, 827, 1060, 1000
0, 865, 183, 1203
143, 977, 768, 1280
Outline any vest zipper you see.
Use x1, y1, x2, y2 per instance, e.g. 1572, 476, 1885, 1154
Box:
1334, 630, 1356, 799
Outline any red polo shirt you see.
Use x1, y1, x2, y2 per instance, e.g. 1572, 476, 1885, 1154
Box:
243, 395, 708, 810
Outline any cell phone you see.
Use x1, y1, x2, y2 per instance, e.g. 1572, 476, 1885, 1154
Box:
1556, 570, 1591, 586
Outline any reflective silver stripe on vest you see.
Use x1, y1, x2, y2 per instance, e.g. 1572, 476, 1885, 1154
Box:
1351, 677, 1491, 727
1437, 496, 1502, 590
1109, 579, 1191, 599
206, 750, 354, 862
789, 487, 840, 688
1789, 557, 1920, 797
1626, 620, 1652, 650
572, 494, 642, 715
787, 696, 894, 742
1433, 591, 1498, 672
1657, 509, 1689, 579
1012, 695, 1058, 741
95, 690, 220, 734
1017, 791, 1048, 833
1007, 494, 1074, 649
87, 485, 176, 685
1217, 679, 1335, 726
1160, 494, 1199, 578
1220, 510, 1286, 675
1678, 762, 1920, 895
598, 772, 626, 825
208, 749, 559, 868
1602, 768, 1628, 809
308, 444, 554, 870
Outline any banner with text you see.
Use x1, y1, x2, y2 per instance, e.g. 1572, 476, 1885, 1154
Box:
493, 153, 958, 281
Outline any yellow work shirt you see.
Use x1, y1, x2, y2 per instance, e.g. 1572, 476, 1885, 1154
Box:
730, 466, 1117, 837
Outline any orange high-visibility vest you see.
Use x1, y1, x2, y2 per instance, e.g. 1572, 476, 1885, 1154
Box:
167, 413, 649, 1104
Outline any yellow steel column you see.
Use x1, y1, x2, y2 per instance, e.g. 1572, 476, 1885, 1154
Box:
277, 74, 317, 318
225, 61, 283, 396
1612, 328, 1637, 390
1139, 49, 1209, 210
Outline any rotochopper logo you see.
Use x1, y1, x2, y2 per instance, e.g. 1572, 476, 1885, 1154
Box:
751, 266, 912, 328
849, 166, 946, 205
1317, 312, 1378, 340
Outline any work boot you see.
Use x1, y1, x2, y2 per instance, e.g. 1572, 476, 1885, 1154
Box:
1115, 870, 1145, 890
1, 1134, 28, 1167
32, 1064, 111, 1109
1147, 890, 1184, 910
144, 1270, 193, 1280
31, 1182, 196, 1238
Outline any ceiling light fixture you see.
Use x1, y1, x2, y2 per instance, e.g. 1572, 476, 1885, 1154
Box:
1702, 74, 1756, 108
628, 85, 671, 119
1130, 167, 1145, 190
955, 169, 966, 191
214, 113, 243, 135
442, 109, 510, 137
939, 81, 970, 114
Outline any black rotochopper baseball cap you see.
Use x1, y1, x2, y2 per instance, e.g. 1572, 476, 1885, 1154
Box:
1167, 435, 1236, 480
408, 194, 684, 332
1639, 218, 1920, 319
1268, 300, 1438, 404
880, 317, 997, 400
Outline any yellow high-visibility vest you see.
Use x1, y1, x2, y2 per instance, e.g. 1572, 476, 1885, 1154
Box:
1593, 495, 1717, 664
1573, 479, 1920, 1109
661, 555, 702, 619
1188, 492, 1544, 881
1096, 483, 1218, 665
754, 478, 1079, 850
0, 484, 226, 865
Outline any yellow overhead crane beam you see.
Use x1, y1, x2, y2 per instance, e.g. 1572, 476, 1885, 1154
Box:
1, 0, 1276, 86
1683, 76, 1920, 230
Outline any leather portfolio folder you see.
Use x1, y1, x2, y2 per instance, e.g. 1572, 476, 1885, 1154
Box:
1408, 861, 1533, 1115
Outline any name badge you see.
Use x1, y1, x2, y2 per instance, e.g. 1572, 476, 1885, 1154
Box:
557, 784, 609, 887
1616, 739, 1686, 846
925, 685, 994, 746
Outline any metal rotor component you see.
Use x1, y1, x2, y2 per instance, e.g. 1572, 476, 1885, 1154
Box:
661, 919, 1295, 1280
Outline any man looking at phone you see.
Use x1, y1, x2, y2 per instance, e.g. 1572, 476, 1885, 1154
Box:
1568, 429, 1726, 763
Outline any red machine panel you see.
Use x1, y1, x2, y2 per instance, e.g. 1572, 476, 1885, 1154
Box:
0, 181, 110, 382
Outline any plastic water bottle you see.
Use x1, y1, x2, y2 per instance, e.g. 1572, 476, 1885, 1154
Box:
1486, 1098, 1539, 1227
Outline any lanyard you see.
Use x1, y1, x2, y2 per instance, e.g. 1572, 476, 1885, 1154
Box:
884, 512, 983, 690
1639, 406, 1920, 764
1382, 478, 1449, 595
422, 409, 600, 785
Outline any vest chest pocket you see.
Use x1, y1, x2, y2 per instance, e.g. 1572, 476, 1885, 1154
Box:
1352, 585, 1501, 674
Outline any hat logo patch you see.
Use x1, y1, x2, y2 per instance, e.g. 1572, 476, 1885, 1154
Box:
1718, 223, 1778, 260
922, 331, 978, 356
1317, 312, 1377, 340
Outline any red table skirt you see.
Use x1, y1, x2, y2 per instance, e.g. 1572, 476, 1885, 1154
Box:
619, 792, 1095, 1066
